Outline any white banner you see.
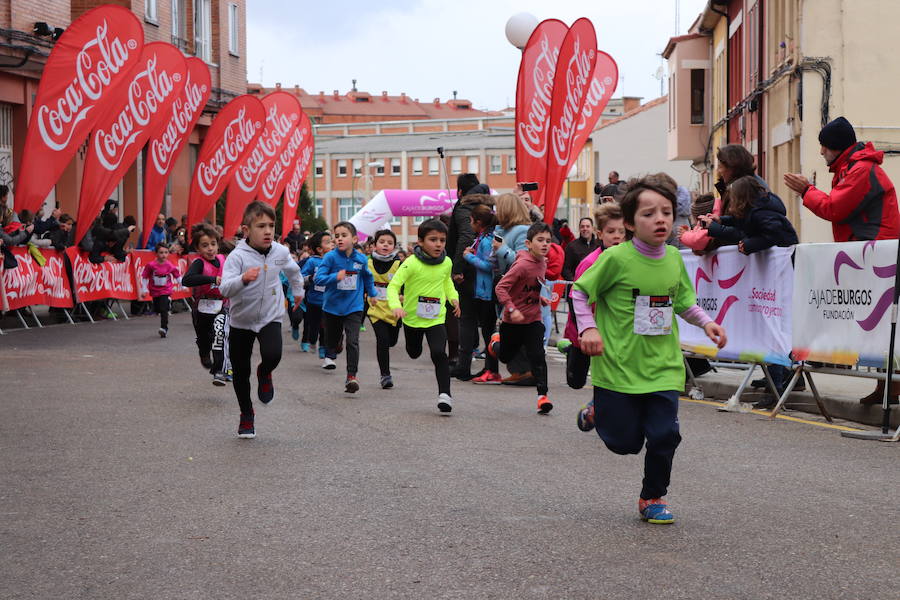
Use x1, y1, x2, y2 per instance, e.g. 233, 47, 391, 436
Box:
679, 246, 793, 365
792, 240, 897, 367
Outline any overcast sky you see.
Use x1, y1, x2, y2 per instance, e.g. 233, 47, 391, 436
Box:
246, 0, 708, 111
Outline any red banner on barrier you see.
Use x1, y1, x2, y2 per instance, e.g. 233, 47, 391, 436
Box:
223, 92, 301, 237
65, 247, 137, 302
564, 50, 617, 176
281, 115, 315, 234
187, 95, 265, 230
542, 18, 597, 222
514, 19, 568, 209
131, 250, 194, 301
142, 57, 211, 245
0, 248, 73, 310
15, 5, 144, 215
76, 42, 187, 243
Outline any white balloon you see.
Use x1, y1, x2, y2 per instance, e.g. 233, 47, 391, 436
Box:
505, 12, 539, 49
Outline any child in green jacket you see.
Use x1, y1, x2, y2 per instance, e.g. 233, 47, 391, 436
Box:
387, 219, 461, 413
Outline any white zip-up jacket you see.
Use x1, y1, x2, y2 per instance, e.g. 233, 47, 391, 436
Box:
220, 240, 304, 332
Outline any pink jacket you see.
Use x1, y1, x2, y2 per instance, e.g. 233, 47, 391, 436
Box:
495, 250, 547, 324
680, 197, 723, 251
142, 260, 180, 297
564, 246, 606, 345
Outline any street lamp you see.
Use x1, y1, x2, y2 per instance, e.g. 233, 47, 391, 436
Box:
505, 12, 538, 49
351, 161, 383, 215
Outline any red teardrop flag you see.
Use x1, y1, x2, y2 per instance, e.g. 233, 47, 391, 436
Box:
278, 113, 315, 234
16, 5, 144, 214
76, 42, 187, 243
564, 50, 618, 176
222, 92, 302, 237
186, 95, 265, 229
142, 57, 211, 245
514, 19, 568, 208
542, 18, 597, 223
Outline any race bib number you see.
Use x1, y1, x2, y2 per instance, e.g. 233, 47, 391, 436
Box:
314, 285, 326, 293
634, 295, 673, 336
152, 275, 168, 287
337, 271, 358, 291
198, 299, 224, 314
374, 282, 388, 301
416, 296, 441, 319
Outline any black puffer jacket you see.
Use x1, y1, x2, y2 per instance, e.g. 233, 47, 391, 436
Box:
707, 191, 798, 254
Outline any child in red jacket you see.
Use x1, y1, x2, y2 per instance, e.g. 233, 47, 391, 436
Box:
489, 222, 553, 414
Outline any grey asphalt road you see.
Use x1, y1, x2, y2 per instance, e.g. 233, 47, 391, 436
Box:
1, 312, 897, 600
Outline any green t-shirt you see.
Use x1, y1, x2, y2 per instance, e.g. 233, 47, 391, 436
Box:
387, 255, 459, 328
573, 241, 696, 394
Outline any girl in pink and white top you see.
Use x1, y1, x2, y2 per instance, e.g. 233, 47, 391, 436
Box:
141, 242, 181, 338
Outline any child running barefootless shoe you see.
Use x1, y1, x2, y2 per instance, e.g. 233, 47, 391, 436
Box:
387, 219, 460, 413
315, 222, 377, 393
572, 174, 727, 524
219, 202, 304, 439
491, 221, 553, 414
367, 229, 403, 389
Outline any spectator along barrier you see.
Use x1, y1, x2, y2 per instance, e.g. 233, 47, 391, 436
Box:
0, 249, 197, 332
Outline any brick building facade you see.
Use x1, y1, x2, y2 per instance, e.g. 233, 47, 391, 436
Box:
0, 0, 247, 234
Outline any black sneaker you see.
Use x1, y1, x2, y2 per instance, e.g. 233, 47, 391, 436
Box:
380, 375, 393, 389
753, 395, 778, 410
200, 352, 213, 369
750, 377, 767, 389
158, 327, 167, 338
238, 414, 255, 439
257, 366, 275, 404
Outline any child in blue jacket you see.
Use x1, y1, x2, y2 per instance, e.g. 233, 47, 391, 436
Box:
300, 231, 332, 355
314, 221, 377, 393
463, 205, 502, 384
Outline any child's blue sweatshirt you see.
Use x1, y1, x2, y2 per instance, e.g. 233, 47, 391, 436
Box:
301, 255, 326, 306
314, 248, 377, 316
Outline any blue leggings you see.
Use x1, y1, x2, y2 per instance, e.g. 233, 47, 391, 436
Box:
593, 387, 682, 500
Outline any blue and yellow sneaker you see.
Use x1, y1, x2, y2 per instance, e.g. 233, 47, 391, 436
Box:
639, 498, 675, 524
556, 338, 572, 354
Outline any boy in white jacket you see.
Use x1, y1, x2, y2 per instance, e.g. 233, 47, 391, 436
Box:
220, 201, 304, 439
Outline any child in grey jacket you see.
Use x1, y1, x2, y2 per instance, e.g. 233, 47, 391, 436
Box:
220, 201, 304, 439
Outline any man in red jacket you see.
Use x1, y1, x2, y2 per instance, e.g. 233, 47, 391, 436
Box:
785, 116, 900, 404
785, 116, 899, 241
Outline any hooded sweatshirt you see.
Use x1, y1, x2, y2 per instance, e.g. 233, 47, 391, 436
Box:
219, 239, 303, 332
314, 247, 377, 316
802, 141, 900, 242
300, 254, 326, 306
495, 249, 547, 324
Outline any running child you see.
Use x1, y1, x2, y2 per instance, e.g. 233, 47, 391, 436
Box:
488, 221, 553, 414
560, 202, 626, 395
367, 229, 402, 389
219, 201, 304, 439
141, 242, 181, 338
300, 231, 332, 355
387, 219, 460, 413
182, 223, 230, 385
573, 174, 727, 524
314, 221, 377, 392
464, 205, 502, 385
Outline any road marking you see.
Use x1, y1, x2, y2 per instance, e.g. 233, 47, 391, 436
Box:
680, 397, 864, 432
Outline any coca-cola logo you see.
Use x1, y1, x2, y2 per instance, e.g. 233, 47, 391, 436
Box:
150, 72, 206, 176
234, 106, 296, 193
260, 126, 306, 200
575, 76, 610, 134
549, 39, 594, 167
2, 253, 39, 300
72, 252, 134, 295
285, 144, 313, 203
94, 54, 177, 171
1, 253, 71, 303
518, 33, 561, 160
196, 108, 261, 196
37, 21, 135, 151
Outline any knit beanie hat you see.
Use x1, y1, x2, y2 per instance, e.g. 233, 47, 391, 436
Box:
818, 116, 857, 151
691, 195, 715, 219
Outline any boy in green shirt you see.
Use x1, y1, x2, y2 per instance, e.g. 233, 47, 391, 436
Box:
573, 174, 727, 524
388, 219, 461, 413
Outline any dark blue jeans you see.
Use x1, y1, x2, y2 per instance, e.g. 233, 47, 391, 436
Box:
593, 387, 682, 500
